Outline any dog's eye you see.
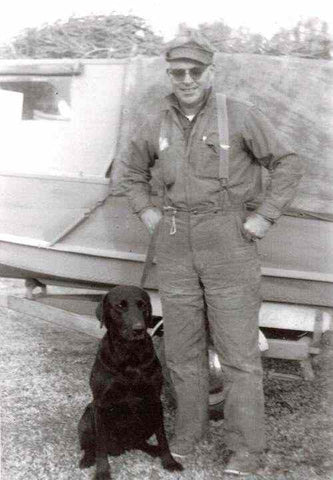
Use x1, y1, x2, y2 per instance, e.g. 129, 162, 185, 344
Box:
136, 300, 146, 310
115, 300, 128, 310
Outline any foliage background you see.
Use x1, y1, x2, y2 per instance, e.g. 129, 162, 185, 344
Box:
0, 14, 331, 60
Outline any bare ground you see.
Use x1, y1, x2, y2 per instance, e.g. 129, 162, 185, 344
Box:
1, 279, 333, 480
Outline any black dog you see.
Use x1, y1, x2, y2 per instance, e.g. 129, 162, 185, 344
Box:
78, 285, 183, 480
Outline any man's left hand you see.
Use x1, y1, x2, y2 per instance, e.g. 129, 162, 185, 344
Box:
243, 213, 272, 240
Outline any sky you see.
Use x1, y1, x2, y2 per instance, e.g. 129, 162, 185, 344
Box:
0, 0, 331, 43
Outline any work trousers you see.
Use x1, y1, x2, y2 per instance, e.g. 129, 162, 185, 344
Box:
155, 207, 265, 453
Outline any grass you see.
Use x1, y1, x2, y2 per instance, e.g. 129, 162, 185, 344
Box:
1, 295, 333, 480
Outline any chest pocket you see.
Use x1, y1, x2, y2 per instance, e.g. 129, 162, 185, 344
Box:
158, 142, 177, 187
158, 113, 185, 187
194, 132, 220, 179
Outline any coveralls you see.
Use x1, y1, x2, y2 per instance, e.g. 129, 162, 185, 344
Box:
124, 90, 302, 453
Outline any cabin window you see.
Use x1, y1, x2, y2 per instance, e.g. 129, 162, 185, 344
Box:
0, 78, 71, 120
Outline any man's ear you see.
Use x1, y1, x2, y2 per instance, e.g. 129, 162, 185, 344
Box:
207, 63, 215, 83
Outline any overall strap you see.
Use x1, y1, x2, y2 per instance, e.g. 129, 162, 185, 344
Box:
216, 93, 230, 186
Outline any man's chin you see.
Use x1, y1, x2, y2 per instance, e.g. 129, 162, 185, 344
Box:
177, 88, 207, 110
179, 94, 202, 109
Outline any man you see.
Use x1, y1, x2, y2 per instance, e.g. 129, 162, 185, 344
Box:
124, 30, 302, 475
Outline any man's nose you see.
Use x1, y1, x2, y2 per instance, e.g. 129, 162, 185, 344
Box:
183, 71, 194, 83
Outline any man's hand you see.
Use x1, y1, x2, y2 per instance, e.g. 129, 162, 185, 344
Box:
243, 213, 272, 240
140, 207, 163, 235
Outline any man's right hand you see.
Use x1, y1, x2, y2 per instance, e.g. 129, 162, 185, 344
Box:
140, 207, 163, 235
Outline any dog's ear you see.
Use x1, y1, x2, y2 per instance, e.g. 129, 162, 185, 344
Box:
141, 290, 153, 328
96, 294, 109, 329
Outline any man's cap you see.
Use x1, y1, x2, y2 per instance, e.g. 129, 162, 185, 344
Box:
165, 29, 215, 65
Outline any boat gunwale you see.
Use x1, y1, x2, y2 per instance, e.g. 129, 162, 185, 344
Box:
0, 236, 333, 284
0, 171, 111, 184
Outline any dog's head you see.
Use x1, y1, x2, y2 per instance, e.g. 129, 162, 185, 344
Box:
96, 286, 152, 342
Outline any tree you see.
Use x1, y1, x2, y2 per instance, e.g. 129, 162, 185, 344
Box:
198, 21, 234, 53
198, 17, 332, 59
0, 14, 164, 59
267, 18, 331, 59
0, 14, 331, 60
198, 22, 268, 54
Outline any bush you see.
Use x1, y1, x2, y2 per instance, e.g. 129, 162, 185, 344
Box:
0, 14, 164, 59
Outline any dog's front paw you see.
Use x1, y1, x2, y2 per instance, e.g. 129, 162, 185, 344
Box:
79, 452, 95, 469
94, 471, 111, 480
161, 455, 184, 472
108, 444, 125, 456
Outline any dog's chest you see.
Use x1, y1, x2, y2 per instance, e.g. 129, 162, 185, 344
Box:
123, 360, 158, 386
123, 362, 147, 382
121, 358, 162, 396
93, 341, 163, 406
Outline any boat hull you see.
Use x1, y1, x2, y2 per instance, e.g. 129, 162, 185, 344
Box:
1, 199, 332, 309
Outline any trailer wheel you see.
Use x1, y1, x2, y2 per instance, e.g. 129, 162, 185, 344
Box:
151, 319, 224, 420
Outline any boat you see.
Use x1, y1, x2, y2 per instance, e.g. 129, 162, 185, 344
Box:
1, 56, 332, 406
0, 56, 332, 309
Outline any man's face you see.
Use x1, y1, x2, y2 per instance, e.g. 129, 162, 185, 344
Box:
167, 59, 214, 110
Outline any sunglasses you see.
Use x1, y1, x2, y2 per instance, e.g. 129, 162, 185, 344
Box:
168, 66, 208, 82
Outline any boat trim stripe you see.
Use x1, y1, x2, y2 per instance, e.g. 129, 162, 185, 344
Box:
0, 234, 332, 283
